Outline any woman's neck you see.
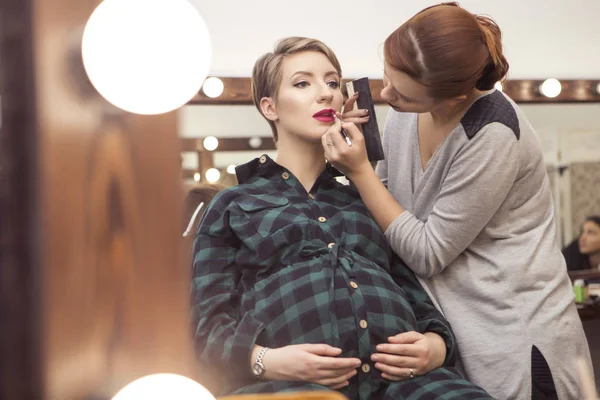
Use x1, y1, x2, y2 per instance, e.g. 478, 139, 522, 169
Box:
275, 135, 326, 193
589, 252, 600, 269
429, 88, 488, 127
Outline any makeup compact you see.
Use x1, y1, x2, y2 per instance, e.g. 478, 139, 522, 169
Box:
346, 78, 385, 161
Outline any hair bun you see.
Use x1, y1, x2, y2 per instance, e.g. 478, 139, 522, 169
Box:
475, 15, 509, 90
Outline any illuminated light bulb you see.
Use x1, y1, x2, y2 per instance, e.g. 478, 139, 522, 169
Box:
193, 172, 201, 182
202, 77, 224, 98
81, 0, 212, 114
203, 136, 219, 151
494, 82, 503, 92
596, 82, 600, 94
540, 78, 562, 98
205, 168, 221, 183
227, 165, 237, 174
249, 137, 263, 149
112, 373, 215, 400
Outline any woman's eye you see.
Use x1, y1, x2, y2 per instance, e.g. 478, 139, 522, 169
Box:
328, 81, 340, 89
294, 81, 309, 88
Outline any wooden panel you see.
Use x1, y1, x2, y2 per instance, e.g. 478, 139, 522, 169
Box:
193, 77, 255, 104
0, 0, 202, 398
188, 77, 600, 105
0, 0, 43, 398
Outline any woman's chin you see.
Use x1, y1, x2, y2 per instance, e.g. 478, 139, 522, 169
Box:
301, 131, 328, 144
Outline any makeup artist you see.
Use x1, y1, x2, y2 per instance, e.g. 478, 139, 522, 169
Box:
322, 3, 592, 400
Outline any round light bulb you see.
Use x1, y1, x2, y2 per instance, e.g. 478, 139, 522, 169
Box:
81, 0, 212, 115
540, 78, 562, 98
203, 136, 219, 151
494, 82, 503, 92
205, 168, 221, 183
227, 165, 237, 174
112, 373, 215, 400
596, 82, 600, 94
193, 172, 201, 182
249, 137, 263, 149
202, 77, 224, 98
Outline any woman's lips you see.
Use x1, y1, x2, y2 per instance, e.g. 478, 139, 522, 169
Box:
313, 108, 336, 122
313, 115, 335, 122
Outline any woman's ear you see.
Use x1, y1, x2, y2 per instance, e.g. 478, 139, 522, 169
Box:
260, 97, 278, 122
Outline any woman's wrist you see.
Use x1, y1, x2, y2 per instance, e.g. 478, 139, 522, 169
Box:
250, 345, 262, 370
347, 162, 377, 184
423, 332, 447, 368
250, 345, 279, 381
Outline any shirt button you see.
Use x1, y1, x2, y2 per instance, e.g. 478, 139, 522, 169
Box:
259, 155, 267, 163
361, 364, 371, 373
282, 172, 290, 180
359, 320, 368, 329
318, 216, 327, 223
327, 243, 335, 249
308, 193, 315, 200
349, 281, 358, 289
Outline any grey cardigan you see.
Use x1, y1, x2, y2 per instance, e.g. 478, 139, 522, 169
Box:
377, 90, 592, 399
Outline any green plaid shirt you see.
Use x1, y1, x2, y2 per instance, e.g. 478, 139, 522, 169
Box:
191, 155, 491, 399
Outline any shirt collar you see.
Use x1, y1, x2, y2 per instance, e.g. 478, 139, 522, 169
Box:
235, 154, 343, 186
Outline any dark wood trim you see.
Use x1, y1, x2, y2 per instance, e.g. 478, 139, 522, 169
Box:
569, 269, 600, 281
0, 0, 44, 397
180, 137, 276, 152
188, 77, 600, 105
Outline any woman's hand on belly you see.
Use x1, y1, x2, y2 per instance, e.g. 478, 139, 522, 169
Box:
262, 343, 361, 389
370, 331, 446, 380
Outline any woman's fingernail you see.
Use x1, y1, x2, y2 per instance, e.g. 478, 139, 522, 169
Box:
363, 109, 369, 115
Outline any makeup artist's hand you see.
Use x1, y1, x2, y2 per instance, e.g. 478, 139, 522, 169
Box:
340, 92, 370, 126
371, 332, 446, 381
322, 116, 371, 178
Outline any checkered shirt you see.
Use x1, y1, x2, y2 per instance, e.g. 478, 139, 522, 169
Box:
191, 155, 491, 399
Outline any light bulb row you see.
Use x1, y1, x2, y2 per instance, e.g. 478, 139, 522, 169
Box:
495, 78, 600, 99
201, 78, 600, 103
202, 136, 264, 152
193, 166, 236, 183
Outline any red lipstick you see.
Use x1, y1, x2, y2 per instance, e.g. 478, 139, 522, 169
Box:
313, 108, 336, 122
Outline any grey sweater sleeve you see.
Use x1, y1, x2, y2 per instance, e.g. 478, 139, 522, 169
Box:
384, 123, 521, 278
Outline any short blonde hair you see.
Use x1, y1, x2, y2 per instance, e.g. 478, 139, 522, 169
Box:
251, 37, 342, 142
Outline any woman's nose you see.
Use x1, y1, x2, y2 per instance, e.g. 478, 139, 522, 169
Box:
318, 90, 334, 103
317, 82, 334, 100
380, 86, 393, 102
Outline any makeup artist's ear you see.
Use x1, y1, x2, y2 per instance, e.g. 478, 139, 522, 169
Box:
260, 97, 278, 122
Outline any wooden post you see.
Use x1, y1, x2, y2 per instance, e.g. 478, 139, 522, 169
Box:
0, 0, 199, 398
